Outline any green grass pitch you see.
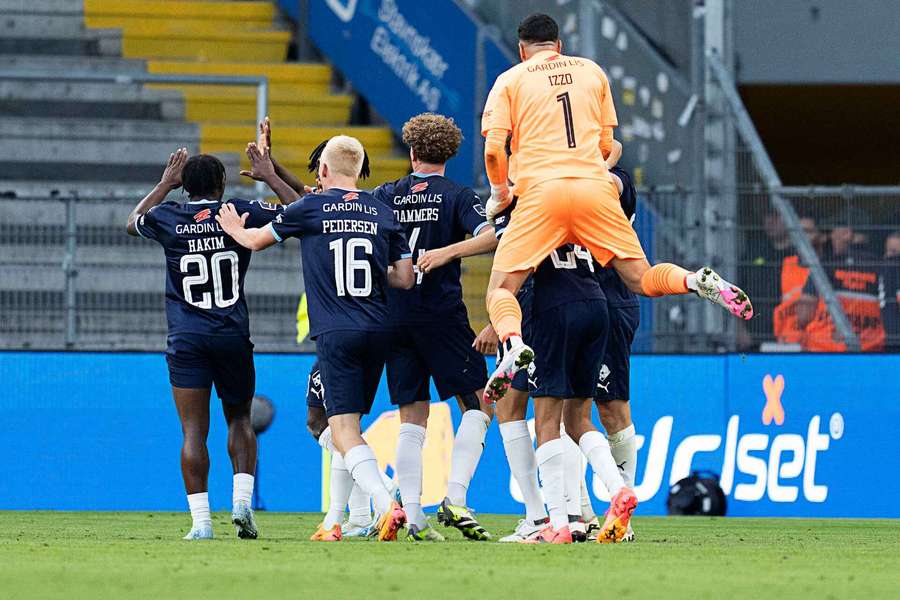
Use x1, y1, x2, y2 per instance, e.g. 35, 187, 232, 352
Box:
2, 512, 898, 599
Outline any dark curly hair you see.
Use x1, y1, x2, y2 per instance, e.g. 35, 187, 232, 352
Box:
402, 113, 463, 165
182, 154, 225, 199
517, 13, 559, 44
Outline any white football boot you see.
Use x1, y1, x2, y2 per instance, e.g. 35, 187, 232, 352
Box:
499, 518, 548, 543
183, 524, 214, 540
687, 267, 753, 320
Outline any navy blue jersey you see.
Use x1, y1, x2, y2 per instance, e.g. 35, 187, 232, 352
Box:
269, 188, 411, 338
135, 198, 283, 336
597, 166, 640, 308
373, 174, 490, 323
494, 200, 604, 315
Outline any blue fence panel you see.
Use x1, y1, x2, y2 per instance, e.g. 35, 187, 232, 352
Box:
308, 0, 512, 186
1, 352, 898, 517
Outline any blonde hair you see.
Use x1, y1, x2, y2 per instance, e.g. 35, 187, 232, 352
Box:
321, 135, 365, 178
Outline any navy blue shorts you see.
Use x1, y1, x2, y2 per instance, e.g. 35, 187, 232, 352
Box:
307, 359, 324, 409
317, 330, 390, 418
166, 333, 255, 406
530, 299, 609, 399
595, 304, 639, 402
386, 321, 488, 406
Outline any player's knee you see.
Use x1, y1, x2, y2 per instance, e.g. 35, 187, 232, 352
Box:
399, 401, 429, 427
306, 408, 328, 440
597, 401, 630, 434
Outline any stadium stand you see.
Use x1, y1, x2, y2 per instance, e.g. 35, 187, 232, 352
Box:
0, 0, 409, 351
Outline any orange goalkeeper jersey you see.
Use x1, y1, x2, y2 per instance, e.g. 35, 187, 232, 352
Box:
481, 49, 618, 195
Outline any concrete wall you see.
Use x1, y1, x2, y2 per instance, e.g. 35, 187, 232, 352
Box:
734, 0, 900, 83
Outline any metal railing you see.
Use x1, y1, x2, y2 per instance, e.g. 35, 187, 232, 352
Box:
706, 51, 861, 351
0, 69, 269, 198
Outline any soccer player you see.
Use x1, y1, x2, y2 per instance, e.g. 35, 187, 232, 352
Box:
372, 113, 498, 541
488, 202, 626, 543
126, 149, 285, 540
480, 13, 753, 410
216, 136, 415, 542
306, 359, 398, 539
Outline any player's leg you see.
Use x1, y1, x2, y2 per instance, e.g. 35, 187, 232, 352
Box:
560, 424, 587, 541
594, 303, 640, 541
563, 399, 635, 544
569, 178, 753, 319
497, 383, 548, 543
323, 331, 405, 541
484, 181, 570, 404
167, 334, 215, 540
386, 330, 435, 539
533, 395, 569, 543
211, 336, 259, 539
173, 386, 213, 540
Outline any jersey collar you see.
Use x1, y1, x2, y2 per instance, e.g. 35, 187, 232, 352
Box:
187, 198, 219, 205
411, 172, 443, 178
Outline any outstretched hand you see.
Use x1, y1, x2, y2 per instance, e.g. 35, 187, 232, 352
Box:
215, 202, 249, 235
160, 148, 188, 190
239, 142, 276, 182
257, 116, 271, 153
417, 247, 454, 274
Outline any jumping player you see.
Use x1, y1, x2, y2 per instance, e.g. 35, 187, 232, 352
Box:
480, 13, 753, 411
216, 136, 414, 542
372, 113, 498, 541
126, 149, 284, 540
489, 202, 627, 544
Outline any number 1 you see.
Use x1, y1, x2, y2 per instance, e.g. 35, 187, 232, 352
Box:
557, 92, 576, 148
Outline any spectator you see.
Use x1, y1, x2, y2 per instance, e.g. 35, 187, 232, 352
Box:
800, 208, 885, 352
772, 216, 824, 344
743, 211, 794, 347
882, 231, 900, 351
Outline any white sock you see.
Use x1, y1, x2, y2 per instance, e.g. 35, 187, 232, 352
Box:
347, 483, 371, 524
344, 444, 392, 515
447, 409, 490, 506
500, 420, 547, 524
580, 476, 596, 521
561, 430, 583, 519
608, 424, 638, 488
396, 423, 427, 528
187, 492, 211, 530
318, 426, 334, 452
536, 439, 567, 531
579, 430, 625, 496
232, 473, 254, 507
323, 451, 353, 529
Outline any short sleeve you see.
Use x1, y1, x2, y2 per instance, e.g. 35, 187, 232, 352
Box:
389, 220, 412, 263
372, 182, 394, 205
481, 73, 513, 135
270, 199, 308, 242
234, 199, 285, 229
599, 68, 618, 127
456, 188, 490, 236
134, 206, 161, 241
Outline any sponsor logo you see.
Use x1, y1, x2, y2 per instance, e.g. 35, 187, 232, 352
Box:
410, 181, 429, 193
762, 374, 785, 425
342, 192, 360, 201
325, 0, 358, 23
256, 201, 280, 211
473, 202, 487, 217
193, 208, 212, 223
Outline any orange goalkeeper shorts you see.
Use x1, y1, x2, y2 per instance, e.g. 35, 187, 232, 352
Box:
492, 177, 646, 273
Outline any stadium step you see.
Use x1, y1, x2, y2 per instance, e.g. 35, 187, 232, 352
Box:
0, 0, 121, 56
0, 80, 185, 120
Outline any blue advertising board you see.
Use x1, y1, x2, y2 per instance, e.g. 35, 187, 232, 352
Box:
308, 0, 513, 186
1, 352, 898, 518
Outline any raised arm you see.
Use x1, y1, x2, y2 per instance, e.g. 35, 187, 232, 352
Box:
417, 225, 498, 274
245, 142, 304, 206
215, 202, 278, 251
240, 117, 308, 198
388, 258, 415, 290
126, 148, 187, 236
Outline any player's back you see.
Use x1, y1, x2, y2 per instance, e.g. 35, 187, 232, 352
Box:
273, 188, 410, 338
135, 198, 282, 336
484, 50, 617, 194
374, 174, 488, 323
596, 166, 640, 308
